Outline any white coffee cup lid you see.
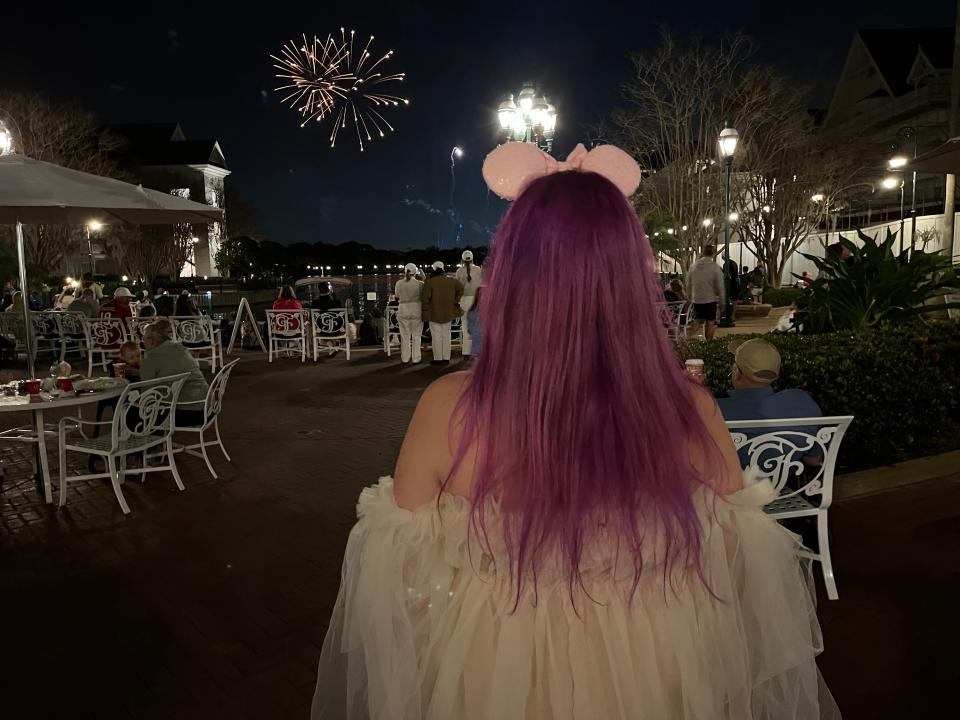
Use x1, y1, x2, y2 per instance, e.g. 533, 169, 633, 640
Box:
685, 358, 704, 366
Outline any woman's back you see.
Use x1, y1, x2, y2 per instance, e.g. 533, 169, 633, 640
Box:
313, 146, 838, 719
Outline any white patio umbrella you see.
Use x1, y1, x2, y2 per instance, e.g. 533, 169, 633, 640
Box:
0, 154, 223, 375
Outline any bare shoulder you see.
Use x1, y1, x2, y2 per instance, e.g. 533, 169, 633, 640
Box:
417, 371, 469, 416
687, 382, 744, 495
393, 371, 470, 510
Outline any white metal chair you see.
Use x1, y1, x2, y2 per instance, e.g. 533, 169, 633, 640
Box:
31, 312, 61, 362
170, 359, 239, 479
726, 415, 854, 600
54, 311, 88, 361
450, 316, 463, 352
58, 374, 189, 515
384, 306, 401, 357
309, 308, 351, 360
125, 316, 154, 350
0, 313, 25, 358
265, 310, 307, 362
170, 315, 219, 371
664, 301, 690, 340
82, 317, 129, 375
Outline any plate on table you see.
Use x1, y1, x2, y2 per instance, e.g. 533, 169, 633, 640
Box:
73, 377, 129, 393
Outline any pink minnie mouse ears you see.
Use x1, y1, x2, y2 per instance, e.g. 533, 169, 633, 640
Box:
482, 142, 641, 201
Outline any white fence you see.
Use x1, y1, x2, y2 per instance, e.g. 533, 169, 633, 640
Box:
664, 212, 960, 286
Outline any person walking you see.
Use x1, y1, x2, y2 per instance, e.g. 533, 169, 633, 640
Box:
312, 143, 837, 719
394, 263, 423, 364
687, 245, 725, 339
421, 261, 463, 366
455, 250, 482, 357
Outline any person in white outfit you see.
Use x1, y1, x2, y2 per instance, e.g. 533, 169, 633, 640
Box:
455, 250, 482, 357
394, 263, 423, 364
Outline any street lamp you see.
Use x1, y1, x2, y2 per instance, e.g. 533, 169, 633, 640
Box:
882, 175, 906, 251
718, 126, 738, 328
85, 220, 104, 276
889, 144, 916, 251
498, 83, 557, 152
449, 145, 464, 248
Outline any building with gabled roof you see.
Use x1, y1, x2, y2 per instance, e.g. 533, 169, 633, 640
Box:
109, 123, 230, 277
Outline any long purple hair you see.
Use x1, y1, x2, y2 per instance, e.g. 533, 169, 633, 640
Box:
446, 170, 721, 605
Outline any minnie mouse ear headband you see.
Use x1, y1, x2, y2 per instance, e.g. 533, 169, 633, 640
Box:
482, 142, 641, 201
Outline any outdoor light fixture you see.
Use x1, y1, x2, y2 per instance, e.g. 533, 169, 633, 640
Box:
499, 83, 556, 152
887, 155, 909, 170
702, 218, 713, 228
717, 125, 739, 329
728, 212, 739, 222
87, 220, 103, 232
883, 175, 907, 246
121, 275, 129, 282
681, 225, 688, 231
881, 177, 901, 190
717, 127, 739, 160
452, 146, 463, 158
810, 193, 825, 203
518, 84, 535, 113
762, 205, 771, 213
667, 228, 675, 235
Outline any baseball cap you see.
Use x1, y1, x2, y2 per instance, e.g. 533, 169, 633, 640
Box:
727, 338, 780, 383
113, 286, 134, 298
404, 262, 419, 274
461, 250, 473, 262
432, 261, 445, 270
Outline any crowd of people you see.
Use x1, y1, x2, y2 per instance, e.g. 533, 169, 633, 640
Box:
267, 250, 484, 366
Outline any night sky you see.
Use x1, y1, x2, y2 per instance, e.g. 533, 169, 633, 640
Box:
3, 1, 954, 250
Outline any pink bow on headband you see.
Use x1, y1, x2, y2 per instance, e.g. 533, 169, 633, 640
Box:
482, 142, 641, 201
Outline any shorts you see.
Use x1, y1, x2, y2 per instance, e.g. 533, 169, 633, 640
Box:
693, 302, 718, 321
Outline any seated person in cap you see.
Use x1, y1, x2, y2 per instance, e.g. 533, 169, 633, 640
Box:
717, 338, 823, 467
97, 286, 135, 320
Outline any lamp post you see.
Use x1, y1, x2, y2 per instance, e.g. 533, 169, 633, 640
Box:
888, 150, 915, 252
882, 175, 906, 253
85, 220, 103, 276
497, 83, 557, 152
718, 126, 738, 328
449, 146, 463, 248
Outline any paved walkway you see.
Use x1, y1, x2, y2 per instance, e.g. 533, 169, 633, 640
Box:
1, 352, 956, 718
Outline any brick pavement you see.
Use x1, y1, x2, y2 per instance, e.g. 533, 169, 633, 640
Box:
1, 352, 957, 718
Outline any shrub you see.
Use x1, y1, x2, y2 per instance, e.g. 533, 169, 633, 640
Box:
763, 287, 803, 308
796, 228, 959, 333
680, 321, 960, 467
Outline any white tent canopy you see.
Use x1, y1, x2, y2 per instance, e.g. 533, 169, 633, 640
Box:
0, 153, 224, 375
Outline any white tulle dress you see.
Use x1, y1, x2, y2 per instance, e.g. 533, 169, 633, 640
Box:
312, 476, 840, 719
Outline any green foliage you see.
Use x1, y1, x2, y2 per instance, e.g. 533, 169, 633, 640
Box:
680, 322, 960, 466
763, 287, 803, 308
795, 228, 959, 334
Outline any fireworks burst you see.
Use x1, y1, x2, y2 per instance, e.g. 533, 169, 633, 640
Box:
271, 29, 409, 151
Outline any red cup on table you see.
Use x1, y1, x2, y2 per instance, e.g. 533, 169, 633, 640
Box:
24, 379, 42, 395
113, 362, 127, 379
56, 377, 74, 392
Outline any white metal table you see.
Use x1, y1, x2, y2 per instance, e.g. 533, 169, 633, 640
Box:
0, 388, 125, 503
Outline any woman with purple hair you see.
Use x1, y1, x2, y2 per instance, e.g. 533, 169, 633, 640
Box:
312, 143, 838, 719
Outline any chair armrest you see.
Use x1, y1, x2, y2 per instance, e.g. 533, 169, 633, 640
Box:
58, 415, 112, 430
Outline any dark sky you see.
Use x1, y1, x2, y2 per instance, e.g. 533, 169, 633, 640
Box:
2, 1, 954, 249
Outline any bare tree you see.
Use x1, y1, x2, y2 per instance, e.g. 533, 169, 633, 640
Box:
605, 31, 774, 273
730, 79, 870, 288
0, 92, 127, 276
110, 224, 193, 283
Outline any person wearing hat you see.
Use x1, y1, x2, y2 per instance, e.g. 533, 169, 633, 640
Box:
394, 263, 424, 363
97, 286, 135, 320
717, 339, 823, 463
455, 250, 482, 357
421, 261, 464, 365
